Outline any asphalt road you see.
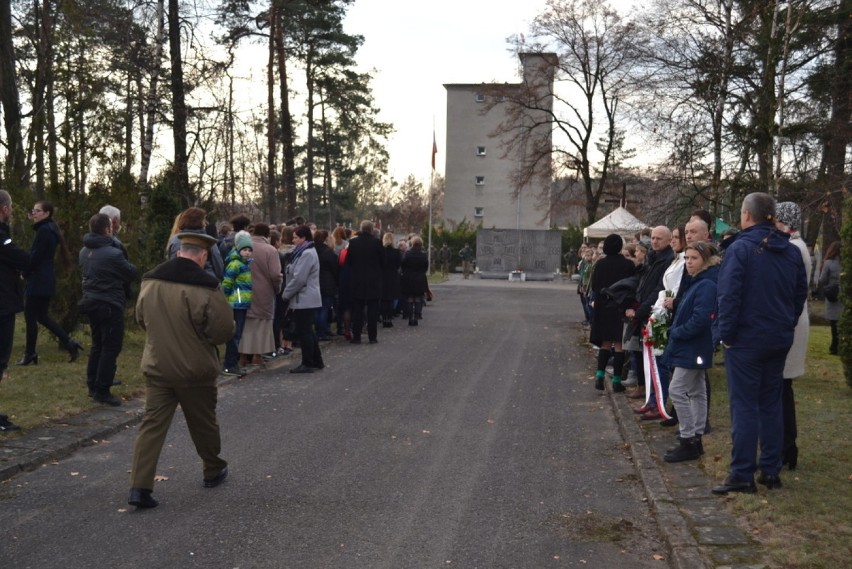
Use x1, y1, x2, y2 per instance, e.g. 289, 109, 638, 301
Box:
0, 277, 671, 568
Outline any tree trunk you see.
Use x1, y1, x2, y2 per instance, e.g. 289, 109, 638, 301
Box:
139, 0, 164, 193
304, 52, 315, 222
0, 0, 28, 191
275, 8, 297, 219
818, 0, 851, 246
168, 0, 191, 206
266, 9, 277, 220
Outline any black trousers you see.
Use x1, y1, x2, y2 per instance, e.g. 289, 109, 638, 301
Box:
84, 303, 124, 395
0, 312, 15, 375
351, 298, 379, 342
294, 308, 322, 367
24, 295, 71, 355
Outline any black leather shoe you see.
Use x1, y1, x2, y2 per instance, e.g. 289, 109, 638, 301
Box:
289, 364, 314, 374
611, 381, 626, 393
659, 417, 678, 427
15, 353, 38, 366
93, 393, 122, 407
594, 376, 604, 390
757, 472, 783, 489
712, 475, 757, 495
204, 466, 228, 488
128, 488, 158, 508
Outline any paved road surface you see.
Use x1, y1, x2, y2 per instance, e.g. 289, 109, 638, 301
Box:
0, 277, 671, 568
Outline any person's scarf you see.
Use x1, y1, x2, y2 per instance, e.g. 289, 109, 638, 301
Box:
289, 240, 314, 264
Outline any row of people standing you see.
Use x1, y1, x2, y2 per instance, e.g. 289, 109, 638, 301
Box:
581, 194, 811, 495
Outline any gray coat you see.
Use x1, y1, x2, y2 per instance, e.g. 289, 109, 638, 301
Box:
819, 258, 841, 321
283, 246, 321, 309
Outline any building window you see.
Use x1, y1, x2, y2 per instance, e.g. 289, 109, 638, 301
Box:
474, 207, 484, 217
475, 93, 486, 103
495, 95, 507, 102
474, 176, 485, 185
476, 146, 486, 156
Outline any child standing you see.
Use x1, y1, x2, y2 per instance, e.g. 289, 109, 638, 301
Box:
221, 231, 253, 375
662, 241, 720, 462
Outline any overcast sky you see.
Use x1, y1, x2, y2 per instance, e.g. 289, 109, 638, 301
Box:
343, 0, 550, 186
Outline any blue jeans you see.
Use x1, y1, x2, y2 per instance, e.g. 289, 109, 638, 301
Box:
223, 309, 247, 368
725, 346, 787, 480
314, 296, 334, 338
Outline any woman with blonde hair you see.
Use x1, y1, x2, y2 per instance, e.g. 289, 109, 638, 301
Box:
400, 236, 429, 325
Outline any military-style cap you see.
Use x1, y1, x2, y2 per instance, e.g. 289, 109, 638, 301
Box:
176, 231, 218, 249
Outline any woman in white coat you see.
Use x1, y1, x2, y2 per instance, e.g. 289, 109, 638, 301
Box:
282, 225, 323, 374
774, 202, 810, 470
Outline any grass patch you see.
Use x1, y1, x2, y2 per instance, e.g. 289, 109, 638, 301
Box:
0, 317, 147, 429
704, 324, 852, 569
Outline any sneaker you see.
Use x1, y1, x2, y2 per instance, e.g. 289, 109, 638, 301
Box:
277, 347, 293, 356
622, 370, 638, 386
222, 367, 244, 377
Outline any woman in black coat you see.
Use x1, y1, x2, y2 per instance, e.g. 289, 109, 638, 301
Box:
588, 234, 636, 391
17, 201, 83, 365
380, 232, 402, 327
400, 237, 429, 326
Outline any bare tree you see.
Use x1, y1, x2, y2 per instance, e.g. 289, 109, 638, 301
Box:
496, 0, 637, 224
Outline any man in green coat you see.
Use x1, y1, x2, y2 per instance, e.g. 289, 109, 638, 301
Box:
128, 232, 235, 509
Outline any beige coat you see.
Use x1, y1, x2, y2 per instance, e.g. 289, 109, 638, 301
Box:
784, 235, 811, 379
247, 236, 282, 320
136, 257, 235, 385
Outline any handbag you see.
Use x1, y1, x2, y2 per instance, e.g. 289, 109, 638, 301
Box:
823, 283, 839, 303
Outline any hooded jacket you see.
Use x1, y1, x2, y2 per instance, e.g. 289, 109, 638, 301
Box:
79, 232, 138, 311
664, 264, 719, 369
222, 247, 252, 309
136, 256, 235, 385
713, 222, 807, 349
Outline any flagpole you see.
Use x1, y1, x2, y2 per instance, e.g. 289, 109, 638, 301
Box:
428, 120, 436, 274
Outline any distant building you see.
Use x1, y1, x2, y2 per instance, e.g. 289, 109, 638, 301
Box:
443, 53, 557, 230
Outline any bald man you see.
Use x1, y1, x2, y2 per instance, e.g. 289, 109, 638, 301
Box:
623, 226, 674, 400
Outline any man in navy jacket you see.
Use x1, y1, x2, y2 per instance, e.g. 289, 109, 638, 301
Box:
712, 192, 807, 495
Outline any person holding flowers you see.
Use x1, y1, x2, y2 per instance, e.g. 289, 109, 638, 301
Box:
661, 241, 720, 462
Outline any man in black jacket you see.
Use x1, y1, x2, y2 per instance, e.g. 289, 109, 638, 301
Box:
0, 190, 30, 432
345, 220, 384, 344
79, 214, 138, 406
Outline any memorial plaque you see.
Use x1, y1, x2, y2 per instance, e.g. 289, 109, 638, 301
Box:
476, 229, 561, 280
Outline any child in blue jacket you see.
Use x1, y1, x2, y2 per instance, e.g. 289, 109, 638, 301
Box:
662, 241, 720, 462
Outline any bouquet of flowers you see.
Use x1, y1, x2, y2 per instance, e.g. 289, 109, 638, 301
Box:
643, 307, 670, 356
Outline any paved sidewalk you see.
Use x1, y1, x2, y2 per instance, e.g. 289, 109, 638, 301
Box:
607, 384, 768, 569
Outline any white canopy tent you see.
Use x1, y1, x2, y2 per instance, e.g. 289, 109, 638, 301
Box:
583, 206, 648, 239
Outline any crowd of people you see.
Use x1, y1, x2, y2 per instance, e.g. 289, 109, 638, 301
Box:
575, 192, 838, 494
0, 194, 436, 433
